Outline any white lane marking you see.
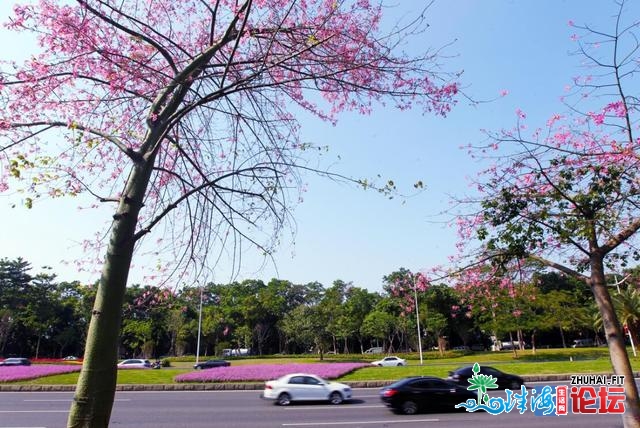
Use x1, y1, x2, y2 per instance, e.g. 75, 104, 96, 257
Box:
115, 390, 264, 394
282, 418, 440, 426
284, 405, 385, 410
23, 399, 130, 402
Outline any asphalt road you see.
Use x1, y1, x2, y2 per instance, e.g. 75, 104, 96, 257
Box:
0, 384, 626, 428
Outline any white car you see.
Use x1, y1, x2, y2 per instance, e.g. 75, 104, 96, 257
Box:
117, 358, 151, 369
261, 373, 352, 405
371, 356, 406, 367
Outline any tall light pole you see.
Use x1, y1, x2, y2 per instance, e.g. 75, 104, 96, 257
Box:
414, 274, 424, 365
195, 285, 204, 365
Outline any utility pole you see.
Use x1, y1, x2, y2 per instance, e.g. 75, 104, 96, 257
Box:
414, 274, 424, 365
195, 285, 204, 365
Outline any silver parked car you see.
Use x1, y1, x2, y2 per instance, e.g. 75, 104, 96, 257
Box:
371, 356, 407, 367
0, 357, 31, 366
117, 358, 151, 369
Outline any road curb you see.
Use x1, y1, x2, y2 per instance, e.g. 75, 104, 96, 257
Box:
4, 373, 634, 392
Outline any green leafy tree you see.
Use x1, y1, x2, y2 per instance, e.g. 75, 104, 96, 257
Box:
281, 304, 331, 357
360, 310, 396, 351
539, 290, 592, 348
337, 287, 380, 353
120, 320, 152, 357
320, 280, 349, 353
0, 258, 32, 354
22, 271, 58, 358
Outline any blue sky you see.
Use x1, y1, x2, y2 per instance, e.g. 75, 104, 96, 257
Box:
0, 1, 633, 291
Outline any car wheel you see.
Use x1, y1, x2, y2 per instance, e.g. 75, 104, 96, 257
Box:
510, 380, 522, 390
329, 391, 343, 405
401, 400, 418, 415
397, 363, 403, 366
277, 392, 291, 406
194, 366, 201, 370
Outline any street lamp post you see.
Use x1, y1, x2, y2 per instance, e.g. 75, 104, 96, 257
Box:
195, 286, 204, 365
414, 274, 424, 365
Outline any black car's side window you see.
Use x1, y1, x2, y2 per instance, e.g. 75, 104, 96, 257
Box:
408, 380, 427, 389
429, 380, 448, 388
482, 368, 500, 376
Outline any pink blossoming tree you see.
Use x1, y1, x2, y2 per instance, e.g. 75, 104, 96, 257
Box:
383, 268, 430, 354
452, 261, 542, 354
456, 2, 640, 425
0, 1, 458, 426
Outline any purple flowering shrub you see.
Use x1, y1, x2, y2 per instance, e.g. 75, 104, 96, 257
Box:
175, 362, 368, 383
0, 365, 82, 382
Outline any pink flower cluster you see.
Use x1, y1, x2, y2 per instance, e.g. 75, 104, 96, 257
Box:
0, 365, 81, 382
174, 363, 368, 383
388, 270, 431, 316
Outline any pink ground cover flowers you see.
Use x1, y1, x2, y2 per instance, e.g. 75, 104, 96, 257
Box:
175, 362, 368, 383
0, 365, 82, 382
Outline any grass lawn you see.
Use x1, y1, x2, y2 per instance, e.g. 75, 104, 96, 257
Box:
339, 359, 628, 381
20, 369, 191, 385
12, 348, 640, 385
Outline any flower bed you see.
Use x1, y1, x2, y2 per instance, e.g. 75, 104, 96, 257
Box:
0, 365, 82, 382
175, 362, 368, 383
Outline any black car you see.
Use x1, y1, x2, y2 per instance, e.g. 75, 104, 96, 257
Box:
193, 359, 230, 370
447, 365, 524, 390
0, 357, 31, 366
379, 376, 476, 415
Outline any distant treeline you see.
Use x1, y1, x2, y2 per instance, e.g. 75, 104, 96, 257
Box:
0, 257, 614, 359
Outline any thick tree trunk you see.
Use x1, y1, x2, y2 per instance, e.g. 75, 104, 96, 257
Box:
67, 157, 155, 428
35, 334, 41, 359
438, 336, 446, 356
591, 256, 640, 428
517, 329, 525, 351
509, 331, 518, 358
530, 330, 536, 355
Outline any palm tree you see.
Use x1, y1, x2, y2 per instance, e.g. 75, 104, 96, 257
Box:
613, 287, 640, 349
593, 287, 640, 349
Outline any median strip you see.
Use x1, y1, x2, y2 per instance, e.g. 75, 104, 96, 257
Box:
282, 418, 440, 426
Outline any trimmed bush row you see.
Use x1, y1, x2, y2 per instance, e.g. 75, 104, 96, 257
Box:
174, 363, 369, 383
0, 365, 82, 382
